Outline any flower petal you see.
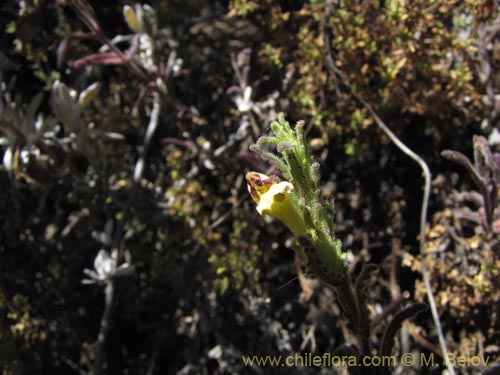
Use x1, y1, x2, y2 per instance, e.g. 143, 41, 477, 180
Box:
256, 181, 307, 237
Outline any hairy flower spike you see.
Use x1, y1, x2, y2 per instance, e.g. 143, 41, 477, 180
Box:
248, 113, 346, 278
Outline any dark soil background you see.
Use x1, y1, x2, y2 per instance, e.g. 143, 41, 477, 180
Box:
1, 1, 499, 374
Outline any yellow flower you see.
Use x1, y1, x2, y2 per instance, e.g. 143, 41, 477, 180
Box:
246, 172, 307, 237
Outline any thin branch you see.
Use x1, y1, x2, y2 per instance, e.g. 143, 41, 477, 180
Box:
380, 303, 428, 358
406, 322, 444, 357
62, 356, 89, 375
92, 93, 162, 375
442, 148, 496, 231
67, 0, 150, 83
209, 197, 244, 230
322, 2, 455, 374
441, 150, 486, 190
133, 92, 161, 184
371, 291, 409, 328
351, 89, 456, 375
97, 34, 150, 83
93, 282, 113, 375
